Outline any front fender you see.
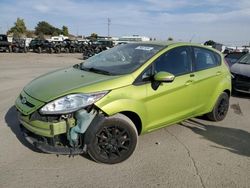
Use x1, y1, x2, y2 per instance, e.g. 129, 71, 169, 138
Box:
95, 98, 147, 131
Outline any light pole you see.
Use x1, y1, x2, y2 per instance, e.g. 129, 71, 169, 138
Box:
108, 18, 111, 38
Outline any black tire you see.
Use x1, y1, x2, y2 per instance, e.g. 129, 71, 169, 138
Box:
49, 48, 54, 54
65, 48, 69, 53
37, 47, 42, 54
85, 114, 138, 164
71, 48, 75, 53
206, 92, 229, 121
8, 46, 12, 53
55, 48, 61, 54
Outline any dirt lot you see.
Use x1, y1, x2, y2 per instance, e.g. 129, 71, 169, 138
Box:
0, 53, 249, 188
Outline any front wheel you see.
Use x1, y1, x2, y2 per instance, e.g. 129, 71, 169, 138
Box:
206, 92, 229, 121
85, 114, 138, 164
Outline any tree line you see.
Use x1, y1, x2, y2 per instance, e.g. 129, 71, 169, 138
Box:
7, 18, 69, 38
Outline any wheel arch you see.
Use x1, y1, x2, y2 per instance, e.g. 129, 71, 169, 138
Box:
95, 99, 147, 135
120, 111, 142, 135
205, 75, 231, 113
223, 89, 231, 97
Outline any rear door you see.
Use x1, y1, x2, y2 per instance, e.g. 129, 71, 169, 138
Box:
191, 47, 223, 111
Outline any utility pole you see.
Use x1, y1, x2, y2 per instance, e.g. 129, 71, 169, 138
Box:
76, 25, 79, 37
108, 18, 111, 38
189, 34, 196, 43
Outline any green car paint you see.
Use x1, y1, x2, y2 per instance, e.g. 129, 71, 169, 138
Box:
95, 43, 231, 133
15, 42, 231, 144
19, 114, 75, 137
23, 67, 125, 102
16, 90, 45, 116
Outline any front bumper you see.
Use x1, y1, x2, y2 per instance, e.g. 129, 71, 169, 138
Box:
18, 112, 75, 137
17, 107, 99, 155
15, 90, 100, 155
20, 124, 86, 155
232, 73, 250, 94
17, 106, 84, 155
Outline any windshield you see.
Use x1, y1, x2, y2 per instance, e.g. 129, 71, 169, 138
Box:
81, 43, 164, 75
238, 54, 250, 64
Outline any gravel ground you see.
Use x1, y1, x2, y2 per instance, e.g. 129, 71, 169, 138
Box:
0, 53, 249, 188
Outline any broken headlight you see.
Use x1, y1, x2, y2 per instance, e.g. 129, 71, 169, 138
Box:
40, 91, 108, 115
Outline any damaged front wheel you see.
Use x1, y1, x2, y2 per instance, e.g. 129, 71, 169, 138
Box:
85, 114, 138, 164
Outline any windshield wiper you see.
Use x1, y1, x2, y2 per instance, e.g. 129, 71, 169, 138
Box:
81, 66, 113, 75
89, 68, 113, 75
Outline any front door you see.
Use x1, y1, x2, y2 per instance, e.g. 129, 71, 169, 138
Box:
143, 46, 198, 131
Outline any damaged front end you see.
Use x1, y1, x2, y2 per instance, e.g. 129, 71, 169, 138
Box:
15, 91, 106, 155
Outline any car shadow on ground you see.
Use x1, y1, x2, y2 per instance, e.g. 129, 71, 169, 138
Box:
232, 91, 250, 100
5, 106, 94, 161
5, 106, 41, 152
181, 119, 250, 157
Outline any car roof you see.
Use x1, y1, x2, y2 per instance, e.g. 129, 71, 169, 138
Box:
138, 41, 175, 46
138, 41, 220, 53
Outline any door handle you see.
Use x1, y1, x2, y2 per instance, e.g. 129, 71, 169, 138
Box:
185, 80, 193, 86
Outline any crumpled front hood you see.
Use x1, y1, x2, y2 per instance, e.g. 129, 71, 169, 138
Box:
24, 67, 132, 102
231, 63, 250, 77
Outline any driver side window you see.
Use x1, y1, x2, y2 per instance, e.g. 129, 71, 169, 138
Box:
154, 46, 192, 76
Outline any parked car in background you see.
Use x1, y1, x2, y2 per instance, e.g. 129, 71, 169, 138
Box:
15, 42, 231, 164
96, 39, 114, 48
29, 39, 52, 53
223, 48, 234, 54
12, 38, 28, 53
225, 52, 248, 67
0, 34, 12, 52
231, 53, 250, 94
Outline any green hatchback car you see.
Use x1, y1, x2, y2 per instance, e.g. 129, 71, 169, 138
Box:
15, 42, 231, 164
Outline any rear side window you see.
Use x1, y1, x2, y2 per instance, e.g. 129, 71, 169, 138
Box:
194, 47, 221, 71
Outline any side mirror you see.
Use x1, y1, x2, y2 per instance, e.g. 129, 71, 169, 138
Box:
154, 71, 175, 83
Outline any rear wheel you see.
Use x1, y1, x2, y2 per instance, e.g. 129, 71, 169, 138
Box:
55, 47, 61, 54
85, 114, 138, 164
13, 47, 19, 53
24, 47, 27, 53
37, 47, 42, 53
70, 48, 75, 53
206, 92, 229, 121
8, 46, 12, 53
65, 48, 69, 53
48, 48, 54, 54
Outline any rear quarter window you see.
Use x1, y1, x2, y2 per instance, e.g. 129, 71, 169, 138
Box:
194, 47, 221, 71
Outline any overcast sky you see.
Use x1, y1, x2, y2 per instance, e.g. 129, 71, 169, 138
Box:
0, 0, 250, 46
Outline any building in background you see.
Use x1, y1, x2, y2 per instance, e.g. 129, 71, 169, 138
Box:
50, 35, 69, 42
114, 35, 151, 45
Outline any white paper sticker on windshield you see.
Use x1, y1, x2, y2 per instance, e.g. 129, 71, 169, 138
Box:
135, 46, 154, 51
